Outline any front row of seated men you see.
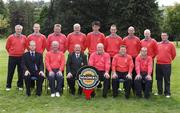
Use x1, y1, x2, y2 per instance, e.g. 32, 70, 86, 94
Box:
21, 41, 163, 99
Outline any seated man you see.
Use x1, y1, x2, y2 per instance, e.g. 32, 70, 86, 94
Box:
111, 45, 134, 99
89, 43, 111, 98
22, 41, 45, 96
45, 41, 65, 97
66, 44, 88, 95
134, 47, 152, 99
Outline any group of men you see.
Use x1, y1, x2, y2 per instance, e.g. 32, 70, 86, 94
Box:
5, 21, 176, 99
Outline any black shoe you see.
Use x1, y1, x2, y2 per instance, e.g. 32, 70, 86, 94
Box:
78, 91, 82, 96
26, 93, 31, 97
91, 91, 96, 98
103, 94, 107, 98
125, 95, 129, 99
113, 94, 118, 98
136, 95, 142, 98
144, 95, 150, 99
36, 93, 41, 96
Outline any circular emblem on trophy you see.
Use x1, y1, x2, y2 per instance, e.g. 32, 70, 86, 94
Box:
77, 66, 99, 89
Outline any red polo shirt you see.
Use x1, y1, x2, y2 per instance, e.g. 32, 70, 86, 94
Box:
86, 32, 105, 54
6, 34, 27, 57
156, 41, 176, 64
27, 33, 46, 54
140, 38, 158, 59
112, 54, 134, 73
67, 32, 86, 53
45, 51, 65, 71
46, 33, 67, 53
88, 52, 110, 72
135, 55, 153, 75
123, 36, 141, 58
105, 35, 123, 57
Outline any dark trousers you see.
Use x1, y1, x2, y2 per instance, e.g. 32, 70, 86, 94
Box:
150, 60, 155, 93
112, 71, 132, 98
24, 75, 44, 96
134, 72, 152, 98
156, 64, 171, 95
67, 75, 82, 95
6, 56, 23, 88
98, 71, 110, 97
48, 69, 64, 94
132, 57, 137, 93
46, 69, 64, 91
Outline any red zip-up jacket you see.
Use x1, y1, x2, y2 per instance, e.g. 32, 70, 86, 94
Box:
140, 38, 158, 59
156, 41, 176, 64
46, 33, 67, 53
67, 32, 86, 53
27, 33, 46, 54
135, 55, 153, 75
86, 32, 105, 54
112, 54, 134, 73
123, 36, 141, 58
105, 35, 123, 57
45, 51, 65, 71
6, 34, 27, 57
88, 52, 110, 72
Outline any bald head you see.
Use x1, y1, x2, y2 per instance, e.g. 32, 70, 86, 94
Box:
140, 47, 148, 57
96, 43, 104, 54
33, 23, 40, 33
29, 41, 36, 51
51, 41, 59, 52
128, 26, 135, 36
73, 23, 81, 33
144, 29, 151, 39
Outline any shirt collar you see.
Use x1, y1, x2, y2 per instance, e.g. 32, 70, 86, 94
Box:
161, 40, 169, 44
30, 51, 35, 54
14, 33, 22, 38
109, 34, 118, 37
92, 31, 100, 34
33, 32, 41, 36
144, 37, 151, 41
53, 32, 61, 36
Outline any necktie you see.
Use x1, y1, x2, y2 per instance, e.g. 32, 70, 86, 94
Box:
31, 52, 38, 71
76, 54, 79, 58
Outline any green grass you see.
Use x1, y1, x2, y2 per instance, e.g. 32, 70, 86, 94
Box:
0, 38, 180, 113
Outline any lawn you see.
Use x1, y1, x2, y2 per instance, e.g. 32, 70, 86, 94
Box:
0, 38, 180, 113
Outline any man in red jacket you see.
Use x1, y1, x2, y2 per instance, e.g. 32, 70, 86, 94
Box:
105, 24, 123, 89
155, 33, 176, 98
134, 47, 152, 99
111, 45, 134, 98
89, 43, 111, 98
140, 29, 158, 92
26, 23, 46, 54
45, 41, 65, 97
5, 25, 27, 91
123, 26, 141, 93
105, 24, 123, 58
86, 21, 105, 57
46, 24, 67, 53
67, 23, 86, 53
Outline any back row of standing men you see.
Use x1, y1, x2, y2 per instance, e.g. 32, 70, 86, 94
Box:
5, 21, 176, 99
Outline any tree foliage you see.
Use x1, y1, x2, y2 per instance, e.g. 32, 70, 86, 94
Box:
39, 0, 161, 39
8, 0, 35, 35
162, 4, 180, 41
